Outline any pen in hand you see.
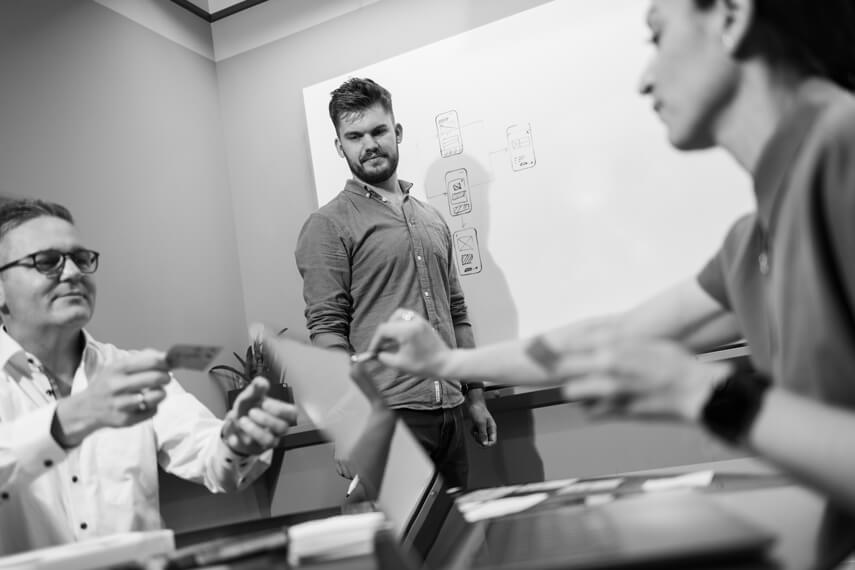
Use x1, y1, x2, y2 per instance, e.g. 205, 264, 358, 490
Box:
346, 474, 360, 498
351, 339, 399, 364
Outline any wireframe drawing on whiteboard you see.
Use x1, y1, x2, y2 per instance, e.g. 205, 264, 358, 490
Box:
436, 110, 463, 157
453, 227, 482, 275
445, 168, 473, 216
507, 123, 536, 171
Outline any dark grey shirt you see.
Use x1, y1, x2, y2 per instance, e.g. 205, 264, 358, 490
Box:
698, 80, 855, 407
296, 178, 473, 410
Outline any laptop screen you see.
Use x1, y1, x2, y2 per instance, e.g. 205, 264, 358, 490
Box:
266, 338, 437, 539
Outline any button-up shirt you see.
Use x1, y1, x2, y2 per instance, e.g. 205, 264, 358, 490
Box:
0, 329, 270, 556
295, 179, 474, 410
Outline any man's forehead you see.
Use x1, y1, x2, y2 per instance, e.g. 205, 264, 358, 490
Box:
338, 105, 393, 131
0, 216, 80, 257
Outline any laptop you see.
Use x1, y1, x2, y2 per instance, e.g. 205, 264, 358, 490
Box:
266, 337, 775, 569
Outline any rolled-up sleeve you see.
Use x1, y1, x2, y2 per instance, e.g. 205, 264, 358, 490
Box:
295, 213, 353, 351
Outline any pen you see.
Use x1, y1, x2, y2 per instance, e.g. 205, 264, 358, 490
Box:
351, 339, 399, 364
350, 352, 376, 364
346, 474, 360, 498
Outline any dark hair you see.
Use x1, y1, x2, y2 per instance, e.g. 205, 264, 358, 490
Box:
0, 199, 74, 243
328, 78, 394, 131
695, 0, 855, 91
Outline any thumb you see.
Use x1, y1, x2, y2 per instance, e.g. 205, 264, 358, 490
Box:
487, 417, 498, 445
233, 376, 269, 417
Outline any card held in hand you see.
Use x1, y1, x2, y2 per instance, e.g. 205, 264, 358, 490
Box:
166, 344, 222, 370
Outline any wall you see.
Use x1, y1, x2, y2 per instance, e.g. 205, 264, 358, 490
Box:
213, 0, 753, 519
215, 0, 557, 344
0, 0, 263, 530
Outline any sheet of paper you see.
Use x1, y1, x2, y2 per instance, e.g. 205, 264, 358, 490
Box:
642, 470, 715, 492
459, 493, 549, 523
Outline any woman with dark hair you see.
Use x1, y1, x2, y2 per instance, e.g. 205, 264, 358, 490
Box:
355, 0, 855, 562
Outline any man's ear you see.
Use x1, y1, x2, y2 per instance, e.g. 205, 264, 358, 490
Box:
395, 123, 403, 144
334, 138, 345, 158
0, 281, 8, 317
719, 0, 754, 55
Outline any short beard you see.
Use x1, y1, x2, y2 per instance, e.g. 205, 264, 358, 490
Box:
347, 152, 399, 185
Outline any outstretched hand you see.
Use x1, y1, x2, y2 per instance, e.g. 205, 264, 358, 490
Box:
368, 309, 451, 376
55, 350, 171, 447
221, 376, 298, 456
558, 339, 731, 422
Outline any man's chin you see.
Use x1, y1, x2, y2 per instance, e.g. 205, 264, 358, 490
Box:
53, 303, 94, 327
357, 170, 393, 185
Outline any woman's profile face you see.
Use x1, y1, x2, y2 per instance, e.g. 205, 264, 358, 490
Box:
638, 0, 740, 151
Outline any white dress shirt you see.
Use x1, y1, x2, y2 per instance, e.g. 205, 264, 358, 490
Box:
0, 329, 271, 556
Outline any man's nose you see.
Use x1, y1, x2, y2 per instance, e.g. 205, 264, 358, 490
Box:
60, 255, 84, 279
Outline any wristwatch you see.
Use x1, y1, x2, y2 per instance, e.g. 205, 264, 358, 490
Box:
700, 368, 771, 445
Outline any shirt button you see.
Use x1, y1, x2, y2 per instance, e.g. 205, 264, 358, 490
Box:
72, 476, 79, 483
424, 291, 430, 297
758, 251, 770, 275
44, 459, 53, 468
417, 255, 423, 261
1, 492, 9, 500
80, 522, 88, 530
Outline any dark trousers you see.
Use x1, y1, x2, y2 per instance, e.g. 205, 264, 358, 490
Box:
396, 405, 469, 491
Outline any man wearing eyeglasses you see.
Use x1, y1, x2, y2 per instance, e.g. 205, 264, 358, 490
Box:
0, 199, 297, 556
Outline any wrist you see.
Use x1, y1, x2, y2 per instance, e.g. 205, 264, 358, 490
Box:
435, 347, 460, 380
680, 361, 734, 423
699, 368, 771, 445
53, 397, 98, 448
465, 387, 486, 405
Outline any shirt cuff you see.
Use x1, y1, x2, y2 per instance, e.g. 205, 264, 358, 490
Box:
215, 437, 265, 470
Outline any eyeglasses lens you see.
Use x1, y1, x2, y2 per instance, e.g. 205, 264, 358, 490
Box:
33, 250, 98, 274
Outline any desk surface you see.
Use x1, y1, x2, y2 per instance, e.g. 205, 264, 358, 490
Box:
429, 457, 853, 570
619, 458, 832, 570
171, 457, 853, 570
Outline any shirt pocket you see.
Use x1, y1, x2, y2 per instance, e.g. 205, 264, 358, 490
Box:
89, 424, 158, 502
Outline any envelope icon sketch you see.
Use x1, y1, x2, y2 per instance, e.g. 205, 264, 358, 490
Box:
456, 236, 475, 251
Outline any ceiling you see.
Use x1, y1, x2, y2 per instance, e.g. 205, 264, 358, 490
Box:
172, 0, 271, 22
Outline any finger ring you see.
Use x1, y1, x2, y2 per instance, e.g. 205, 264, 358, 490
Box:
136, 392, 149, 412
401, 310, 415, 321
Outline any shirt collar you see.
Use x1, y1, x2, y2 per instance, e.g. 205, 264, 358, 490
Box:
343, 178, 414, 198
0, 326, 96, 373
753, 80, 835, 231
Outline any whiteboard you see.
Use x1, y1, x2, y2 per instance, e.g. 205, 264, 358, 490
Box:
302, 0, 753, 345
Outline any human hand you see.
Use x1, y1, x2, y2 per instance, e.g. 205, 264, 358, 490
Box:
55, 350, 171, 447
368, 308, 451, 376
333, 449, 356, 480
221, 376, 298, 456
559, 339, 731, 422
467, 399, 498, 447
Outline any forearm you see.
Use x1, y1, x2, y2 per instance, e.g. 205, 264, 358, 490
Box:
617, 279, 741, 351
437, 339, 561, 386
309, 331, 351, 353
745, 389, 855, 514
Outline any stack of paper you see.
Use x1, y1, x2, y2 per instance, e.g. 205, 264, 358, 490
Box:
0, 530, 174, 570
287, 512, 386, 565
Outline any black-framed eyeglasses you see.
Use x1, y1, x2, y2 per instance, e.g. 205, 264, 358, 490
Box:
0, 248, 100, 276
